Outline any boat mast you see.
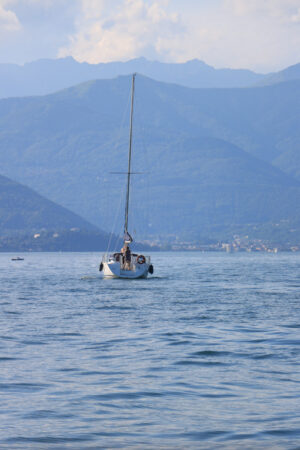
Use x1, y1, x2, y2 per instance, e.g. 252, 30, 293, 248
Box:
124, 73, 136, 239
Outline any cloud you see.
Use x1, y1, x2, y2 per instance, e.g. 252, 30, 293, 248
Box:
291, 7, 300, 23
225, 0, 300, 23
0, 0, 80, 63
57, 0, 299, 71
58, 0, 181, 63
166, 0, 300, 71
0, 1, 20, 31
215, 0, 300, 70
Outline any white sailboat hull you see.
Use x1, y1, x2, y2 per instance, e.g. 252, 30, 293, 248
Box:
102, 261, 149, 279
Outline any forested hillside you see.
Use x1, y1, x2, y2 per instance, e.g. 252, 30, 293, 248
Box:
0, 75, 299, 241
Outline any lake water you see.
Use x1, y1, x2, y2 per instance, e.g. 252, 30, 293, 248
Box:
0, 252, 300, 449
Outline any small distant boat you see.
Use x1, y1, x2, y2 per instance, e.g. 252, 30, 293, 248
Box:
99, 74, 154, 279
11, 257, 24, 261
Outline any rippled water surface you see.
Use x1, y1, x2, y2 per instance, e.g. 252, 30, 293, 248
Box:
1, 252, 300, 449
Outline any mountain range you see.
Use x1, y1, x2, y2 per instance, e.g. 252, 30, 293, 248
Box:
0, 172, 96, 233
256, 62, 300, 87
0, 74, 299, 243
0, 172, 137, 251
0, 56, 299, 99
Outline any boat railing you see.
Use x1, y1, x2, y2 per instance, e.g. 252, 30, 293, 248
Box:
102, 252, 151, 267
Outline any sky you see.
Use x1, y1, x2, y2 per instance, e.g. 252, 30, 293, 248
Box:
0, 0, 299, 72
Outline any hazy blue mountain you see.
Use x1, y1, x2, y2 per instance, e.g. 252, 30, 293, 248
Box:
257, 63, 300, 86
0, 57, 265, 99
0, 75, 299, 241
0, 172, 155, 250
0, 173, 97, 234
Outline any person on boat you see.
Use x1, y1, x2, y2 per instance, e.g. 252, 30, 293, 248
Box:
120, 243, 131, 269
125, 245, 132, 270
120, 244, 127, 267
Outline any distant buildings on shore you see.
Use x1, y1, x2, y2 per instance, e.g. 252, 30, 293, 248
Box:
143, 236, 300, 252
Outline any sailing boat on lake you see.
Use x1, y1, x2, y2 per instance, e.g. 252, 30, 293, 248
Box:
99, 74, 154, 279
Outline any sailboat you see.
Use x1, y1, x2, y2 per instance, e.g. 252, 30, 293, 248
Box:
99, 74, 154, 279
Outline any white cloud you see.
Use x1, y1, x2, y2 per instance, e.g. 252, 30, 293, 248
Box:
225, 0, 300, 23
0, 1, 20, 31
0, 0, 81, 63
216, 0, 300, 70
163, 0, 300, 71
291, 8, 300, 23
58, 0, 181, 63
57, 0, 299, 71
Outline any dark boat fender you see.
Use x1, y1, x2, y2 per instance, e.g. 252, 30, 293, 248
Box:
99, 262, 103, 272
148, 264, 154, 275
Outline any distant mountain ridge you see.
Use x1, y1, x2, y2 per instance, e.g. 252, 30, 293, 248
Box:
0, 56, 267, 98
1, 57, 298, 100
256, 63, 300, 86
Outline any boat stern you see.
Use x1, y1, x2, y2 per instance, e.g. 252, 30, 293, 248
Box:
100, 253, 151, 279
